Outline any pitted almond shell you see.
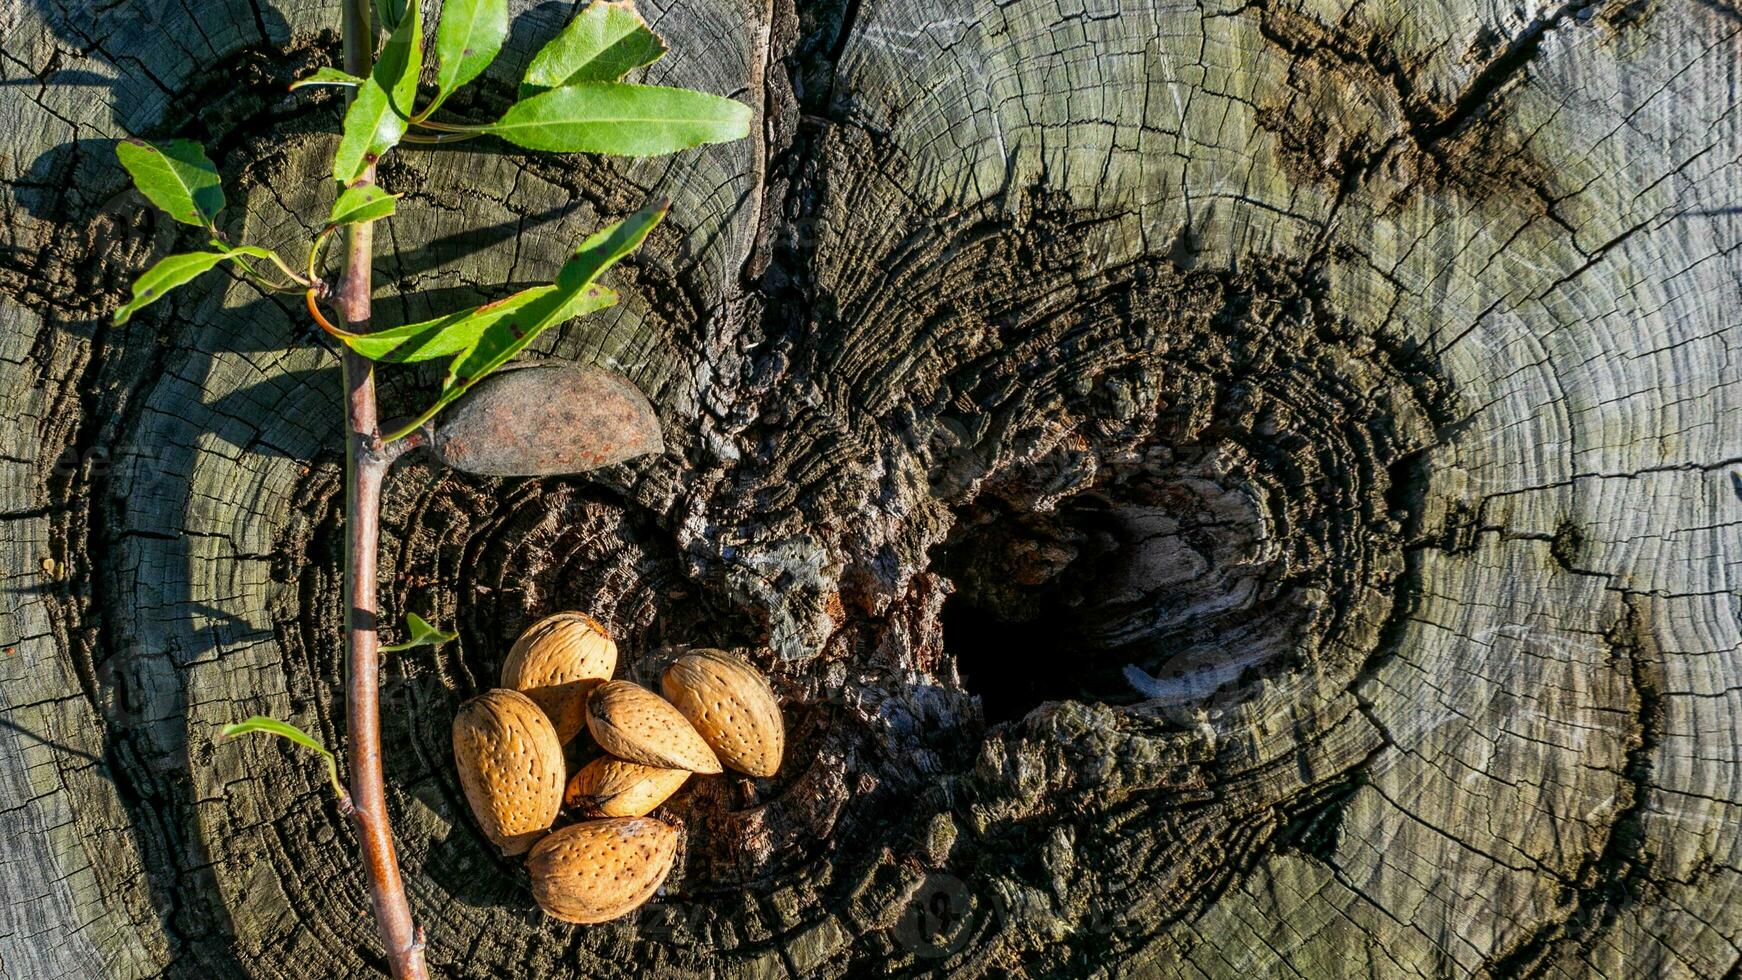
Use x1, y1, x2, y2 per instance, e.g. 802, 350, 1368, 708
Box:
452, 688, 565, 855
527, 817, 679, 924
565, 756, 690, 817
661, 649, 784, 777
586, 680, 722, 774
502, 611, 618, 744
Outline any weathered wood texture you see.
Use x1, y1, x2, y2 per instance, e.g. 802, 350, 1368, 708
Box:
2, 0, 1739, 976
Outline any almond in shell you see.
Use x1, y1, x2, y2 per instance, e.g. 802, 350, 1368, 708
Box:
527, 817, 679, 924
502, 611, 617, 743
661, 649, 784, 777
452, 689, 566, 855
565, 756, 690, 817
586, 680, 722, 774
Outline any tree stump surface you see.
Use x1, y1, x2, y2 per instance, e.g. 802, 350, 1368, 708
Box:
2, 0, 1739, 976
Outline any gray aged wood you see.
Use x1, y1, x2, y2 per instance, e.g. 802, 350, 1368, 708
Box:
1, 0, 1738, 976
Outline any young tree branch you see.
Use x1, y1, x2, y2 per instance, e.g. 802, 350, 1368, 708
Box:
337, 0, 428, 975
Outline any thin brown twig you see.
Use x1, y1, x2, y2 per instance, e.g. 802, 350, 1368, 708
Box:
336, 0, 428, 975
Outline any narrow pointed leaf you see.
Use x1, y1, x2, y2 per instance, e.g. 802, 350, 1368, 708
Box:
380, 613, 459, 653
546, 203, 664, 293
419, 287, 619, 415
341, 290, 548, 362
340, 283, 617, 362
413, 201, 665, 428
333, 1, 423, 184
220, 716, 345, 800
485, 83, 750, 156
520, 0, 666, 96
544, 278, 625, 324
434, 0, 508, 105
114, 244, 294, 323
115, 138, 224, 227
289, 67, 364, 91
374, 0, 406, 32
327, 184, 400, 227
448, 205, 663, 388
113, 251, 231, 324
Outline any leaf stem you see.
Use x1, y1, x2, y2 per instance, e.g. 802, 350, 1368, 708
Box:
262, 248, 313, 286
305, 289, 358, 338
402, 131, 481, 144
408, 98, 440, 127
308, 227, 335, 282
227, 254, 303, 293
410, 117, 486, 134
220, 239, 313, 291
379, 401, 441, 445
239, 267, 304, 293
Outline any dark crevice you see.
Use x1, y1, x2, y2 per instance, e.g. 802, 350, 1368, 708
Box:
825, 0, 863, 75
1549, 520, 1585, 571
1414, 0, 1599, 146
1276, 774, 1364, 864
1486, 598, 1664, 978
941, 595, 1074, 724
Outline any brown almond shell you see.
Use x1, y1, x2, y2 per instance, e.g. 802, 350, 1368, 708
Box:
586, 680, 722, 774
527, 817, 679, 924
564, 756, 690, 818
452, 689, 565, 855
502, 611, 617, 744
661, 649, 784, 777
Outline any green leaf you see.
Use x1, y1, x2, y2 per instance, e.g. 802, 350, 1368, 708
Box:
340, 283, 617, 362
485, 83, 750, 156
113, 244, 295, 323
113, 251, 231, 324
333, 0, 423, 184
220, 716, 345, 800
289, 66, 365, 91
433, 0, 508, 106
374, 0, 406, 33
438, 202, 662, 401
327, 184, 400, 228
520, 0, 666, 97
380, 613, 459, 653
115, 138, 224, 227
386, 202, 663, 440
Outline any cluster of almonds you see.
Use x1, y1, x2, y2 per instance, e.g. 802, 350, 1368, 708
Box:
451, 612, 783, 923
